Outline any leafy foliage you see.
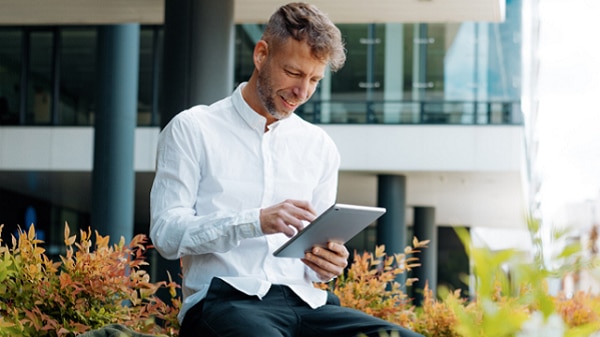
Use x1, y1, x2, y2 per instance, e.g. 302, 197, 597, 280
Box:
0, 224, 180, 337
316, 237, 429, 329
320, 220, 600, 337
433, 222, 600, 337
3, 217, 600, 337
413, 284, 475, 337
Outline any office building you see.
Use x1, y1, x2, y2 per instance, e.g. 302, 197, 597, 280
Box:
0, 0, 531, 298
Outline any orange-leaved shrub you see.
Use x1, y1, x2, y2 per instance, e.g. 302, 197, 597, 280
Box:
0, 224, 180, 337
412, 284, 471, 337
316, 237, 429, 330
554, 290, 600, 328
5, 219, 600, 337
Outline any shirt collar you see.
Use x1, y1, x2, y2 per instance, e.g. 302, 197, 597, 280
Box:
232, 82, 287, 133
232, 82, 267, 132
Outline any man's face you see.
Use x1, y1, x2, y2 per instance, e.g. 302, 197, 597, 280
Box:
256, 38, 327, 122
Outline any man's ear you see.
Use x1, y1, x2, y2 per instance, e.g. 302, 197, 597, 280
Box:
253, 40, 269, 70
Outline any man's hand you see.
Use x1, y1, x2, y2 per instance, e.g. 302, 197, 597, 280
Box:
259, 199, 317, 237
302, 241, 349, 281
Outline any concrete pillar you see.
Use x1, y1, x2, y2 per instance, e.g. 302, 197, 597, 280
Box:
161, 0, 235, 127
377, 174, 407, 285
92, 24, 140, 244
155, 0, 235, 300
413, 206, 437, 306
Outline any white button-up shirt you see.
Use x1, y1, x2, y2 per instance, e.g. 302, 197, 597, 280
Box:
150, 83, 341, 323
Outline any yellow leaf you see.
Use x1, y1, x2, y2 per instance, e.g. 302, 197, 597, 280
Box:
28, 224, 36, 240
64, 224, 76, 246
118, 236, 126, 248
34, 246, 45, 256
375, 245, 385, 258
95, 232, 110, 248
0, 317, 15, 328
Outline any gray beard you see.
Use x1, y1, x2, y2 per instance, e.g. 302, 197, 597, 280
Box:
256, 70, 285, 120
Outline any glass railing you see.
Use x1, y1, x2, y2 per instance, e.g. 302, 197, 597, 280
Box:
0, 99, 522, 127
296, 100, 523, 125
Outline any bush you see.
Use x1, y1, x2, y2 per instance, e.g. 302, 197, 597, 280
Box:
323, 224, 600, 337
4, 218, 600, 337
450, 225, 600, 337
316, 237, 429, 330
0, 224, 180, 337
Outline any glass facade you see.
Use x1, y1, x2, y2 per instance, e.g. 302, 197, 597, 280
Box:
0, 26, 163, 126
58, 28, 96, 125
0, 28, 21, 124
0, 0, 522, 127
0, 0, 527, 287
235, 1, 523, 125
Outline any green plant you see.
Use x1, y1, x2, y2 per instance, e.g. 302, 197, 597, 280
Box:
435, 222, 600, 337
322, 218, 600, 337
5, 216, 600, 337
0, 224, 180, 337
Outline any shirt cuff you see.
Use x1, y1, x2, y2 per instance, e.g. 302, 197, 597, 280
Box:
239, 208, 263, 238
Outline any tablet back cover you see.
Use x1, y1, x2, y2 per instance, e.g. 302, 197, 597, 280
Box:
273, 203, 386, 258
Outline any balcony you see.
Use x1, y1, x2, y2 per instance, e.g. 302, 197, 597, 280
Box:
297, 100, 522, 125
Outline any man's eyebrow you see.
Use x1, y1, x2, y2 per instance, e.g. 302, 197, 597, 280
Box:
283, 65, 324, 80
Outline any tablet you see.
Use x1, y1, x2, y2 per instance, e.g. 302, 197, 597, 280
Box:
273, 203, 386, 258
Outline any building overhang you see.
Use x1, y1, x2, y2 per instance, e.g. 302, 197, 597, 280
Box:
0, 0, 505, 26
236, 0, 506, 24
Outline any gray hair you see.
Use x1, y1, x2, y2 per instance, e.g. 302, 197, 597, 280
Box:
262, 2, 346, 72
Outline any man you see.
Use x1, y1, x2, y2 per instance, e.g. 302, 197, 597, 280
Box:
150, 3, 423, 337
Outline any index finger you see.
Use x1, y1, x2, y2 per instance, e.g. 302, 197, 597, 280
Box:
285, 199, 318, 221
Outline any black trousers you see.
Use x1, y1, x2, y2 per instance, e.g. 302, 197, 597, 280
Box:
179, 278, 424, 337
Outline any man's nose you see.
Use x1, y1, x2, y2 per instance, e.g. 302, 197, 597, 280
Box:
292, 78, 312, 100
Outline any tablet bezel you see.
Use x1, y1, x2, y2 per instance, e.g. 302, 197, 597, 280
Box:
272, 203, 386, 258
